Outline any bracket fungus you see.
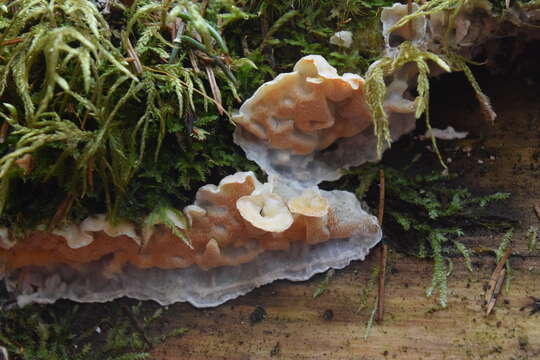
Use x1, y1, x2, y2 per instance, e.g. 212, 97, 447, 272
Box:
4, 0, 528, 308
236, 184, 294, 233
233, 55, 420, 185
382, 3, 427, 52
0, 172, 381, 307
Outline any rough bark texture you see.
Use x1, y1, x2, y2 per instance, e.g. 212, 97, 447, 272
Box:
150, 70, 540, 359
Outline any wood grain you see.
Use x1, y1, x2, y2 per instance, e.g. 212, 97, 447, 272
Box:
150, 71, 540, 359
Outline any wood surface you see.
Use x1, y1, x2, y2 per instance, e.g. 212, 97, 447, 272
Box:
150, 71, 540, 359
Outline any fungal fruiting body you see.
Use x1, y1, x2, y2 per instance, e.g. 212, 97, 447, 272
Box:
233, 55, 418, 185
3, 0, 519, 307
0, 172, 381, 306
0, 8, 423, 308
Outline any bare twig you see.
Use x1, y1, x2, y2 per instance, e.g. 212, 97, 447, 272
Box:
485, 246, 512, 315
486, 268, 505, 315
407, 0, 413, 37
376, 169, 387, 323
123, 33, 143, 74
377, 169, 385, 225
533, 203, 540, 221
205, 66, 224, 115
1, 37, 23, 46
48, 195, 75, 231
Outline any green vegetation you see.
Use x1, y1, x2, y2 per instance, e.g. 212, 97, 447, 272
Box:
0, 0, 532, 356
0, 0, 398, 235
0, 0, 260, 232
0, 300, 186, 360
313, 268, 335, 298
365, 0, 498, 163
346, 163, 512, 307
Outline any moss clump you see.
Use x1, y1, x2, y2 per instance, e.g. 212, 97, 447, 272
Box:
0, 0, 264, 232
0, 300, 187, 360
0, 0, 397, 234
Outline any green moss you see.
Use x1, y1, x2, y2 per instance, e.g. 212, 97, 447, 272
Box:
0, 300, 187, 360
0, 0, 396, 233
347, 164, 511, 307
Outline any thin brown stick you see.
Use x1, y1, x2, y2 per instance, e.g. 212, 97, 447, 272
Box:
407, 0, 413, 36
534, 204, 540, 221
1, 38, 23, 46
205, 66, 224, 115
377, 169, 385, 225
376, 169, 386, 323
124, 35, 143, 75
485, 246, 512, 315
376, 244, 388, 322
48, 195, 75, 231
486, 268, 505, 315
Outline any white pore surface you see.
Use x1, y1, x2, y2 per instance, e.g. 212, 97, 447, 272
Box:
7, 190, 381, 308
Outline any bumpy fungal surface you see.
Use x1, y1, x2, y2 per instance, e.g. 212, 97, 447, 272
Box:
234, 55, 371, 157
382, 3, 427, 52
0, 172, 381, 306
234, 55, 420, 185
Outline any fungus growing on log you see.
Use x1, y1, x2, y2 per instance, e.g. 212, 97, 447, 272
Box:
3, 0, 532, 310
233, 55, 419, 185
0, 172, 381, 306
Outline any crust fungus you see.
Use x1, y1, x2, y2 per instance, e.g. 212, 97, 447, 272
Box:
0, 172, 381, 306
233, 55, 419, 185
382, 3, 427, 51
288, 189, 329, 218
233, 55, 371, 156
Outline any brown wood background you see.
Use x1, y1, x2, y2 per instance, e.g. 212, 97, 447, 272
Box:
149, 71, 540, 359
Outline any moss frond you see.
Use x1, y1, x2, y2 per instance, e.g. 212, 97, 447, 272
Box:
389, 0, 469, 38
365, 41, 451, 161
527, 226, 538, 253
144, 205, 192, 248
445, 53, 496, 122
365, 64, 391, 156
0, 0, 256, 229
354, 166, 511, 307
